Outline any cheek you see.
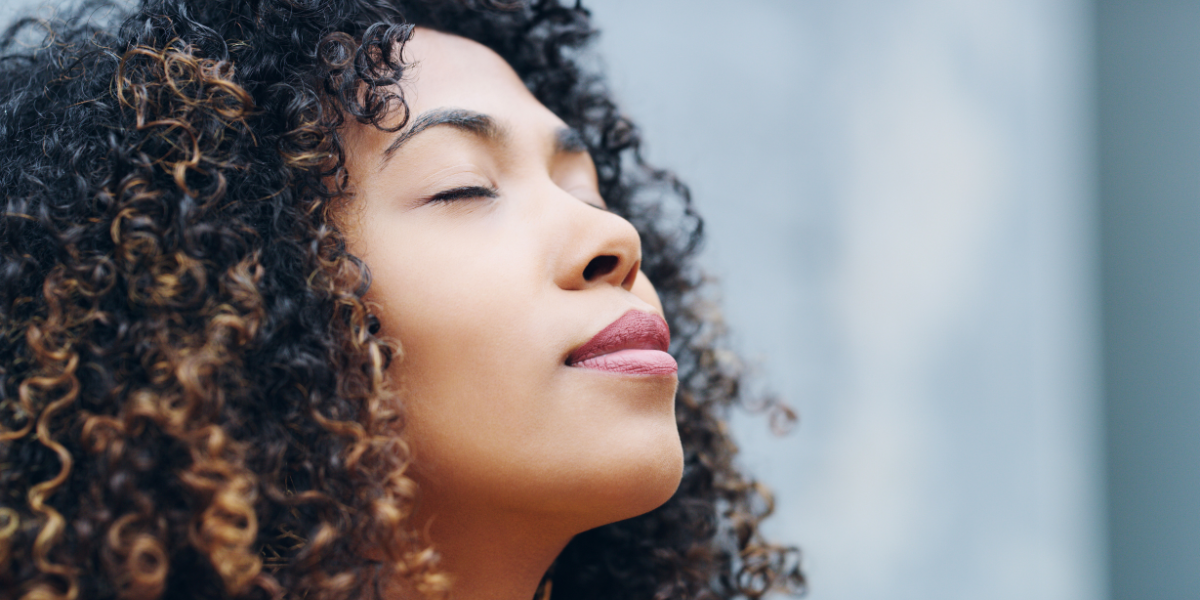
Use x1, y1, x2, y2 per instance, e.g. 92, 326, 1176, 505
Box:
366, 223, 535, 360
632, 271, 663, 313
362, 236, 559, 460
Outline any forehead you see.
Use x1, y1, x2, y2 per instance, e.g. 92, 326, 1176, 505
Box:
400, 27, 553, 123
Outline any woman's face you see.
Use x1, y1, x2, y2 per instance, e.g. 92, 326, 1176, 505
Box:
340, 28, 683, 534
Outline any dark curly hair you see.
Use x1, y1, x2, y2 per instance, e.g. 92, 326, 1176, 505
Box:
0, 0, 806, 598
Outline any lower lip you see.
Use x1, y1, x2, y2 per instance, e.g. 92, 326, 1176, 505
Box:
571, 349, 678, 376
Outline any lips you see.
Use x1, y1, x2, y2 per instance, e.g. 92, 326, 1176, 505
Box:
568, 310, 678, 376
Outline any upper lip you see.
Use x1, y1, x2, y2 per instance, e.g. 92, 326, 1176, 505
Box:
568, 310, 671, 365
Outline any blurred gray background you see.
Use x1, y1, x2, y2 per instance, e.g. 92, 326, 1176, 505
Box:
3, 0, 1198, 598
586, 1, 1190, 599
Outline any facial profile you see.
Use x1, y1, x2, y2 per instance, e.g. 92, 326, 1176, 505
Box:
339, 26, 684, 582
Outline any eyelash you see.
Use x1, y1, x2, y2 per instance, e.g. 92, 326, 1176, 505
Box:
427, 185, 498, 203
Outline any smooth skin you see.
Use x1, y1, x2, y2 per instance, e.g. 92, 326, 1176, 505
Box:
340, 28, 684, 600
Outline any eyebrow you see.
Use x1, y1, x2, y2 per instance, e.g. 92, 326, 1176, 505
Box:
380, 107, 589, 167
382, 108, 502, 162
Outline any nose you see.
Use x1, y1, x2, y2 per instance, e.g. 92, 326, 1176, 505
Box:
553, 198, 642, 292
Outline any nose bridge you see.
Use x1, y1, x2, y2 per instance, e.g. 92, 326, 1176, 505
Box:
541, 181, 641, 292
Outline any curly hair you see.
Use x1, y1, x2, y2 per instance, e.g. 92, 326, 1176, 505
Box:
0, 0, 806, 599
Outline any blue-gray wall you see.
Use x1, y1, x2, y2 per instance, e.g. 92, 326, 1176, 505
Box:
1099, 3, 1200, 599
588, 1, 1104, 599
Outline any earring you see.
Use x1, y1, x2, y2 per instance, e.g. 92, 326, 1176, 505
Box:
536, 577, 553, 600
366, 314, 381, 335
536, 562, 555, 600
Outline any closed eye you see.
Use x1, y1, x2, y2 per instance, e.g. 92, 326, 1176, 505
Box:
427, 185, 499, 203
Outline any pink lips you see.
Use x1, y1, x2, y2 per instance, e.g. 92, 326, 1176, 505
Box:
568, 310, 678, 376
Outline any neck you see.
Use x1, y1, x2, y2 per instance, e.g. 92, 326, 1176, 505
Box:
437, 513, 568, 600
390, 503, 575, 600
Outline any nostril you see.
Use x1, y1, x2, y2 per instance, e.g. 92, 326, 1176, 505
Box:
583, 255, 619, 282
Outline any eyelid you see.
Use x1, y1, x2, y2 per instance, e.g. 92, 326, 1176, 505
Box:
551, 155, 603, 208
424, 184, 499, 203
560, 184, 606, 209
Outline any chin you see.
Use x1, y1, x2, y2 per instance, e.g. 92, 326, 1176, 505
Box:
572, 424, 685, 530
626, 438, 685, 518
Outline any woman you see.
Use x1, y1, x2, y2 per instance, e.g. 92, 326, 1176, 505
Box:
0, 0, 804, 599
